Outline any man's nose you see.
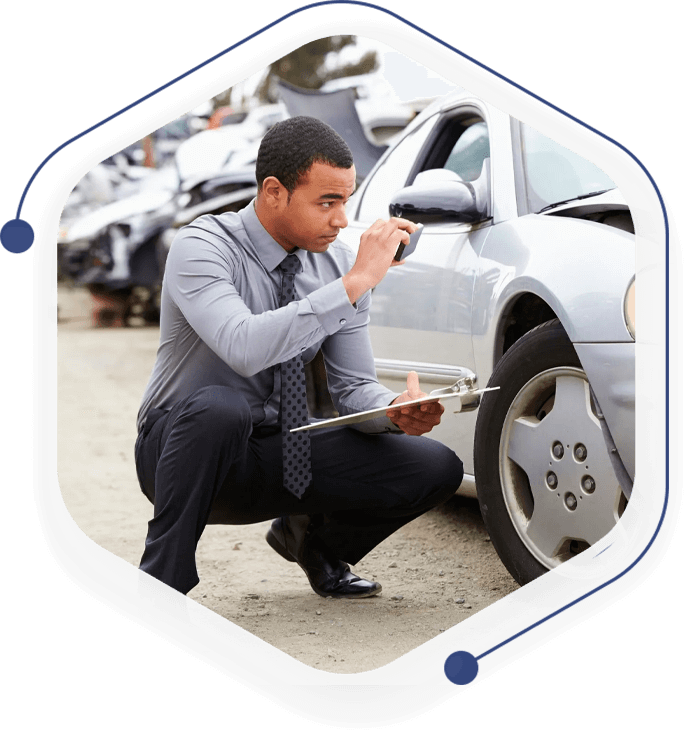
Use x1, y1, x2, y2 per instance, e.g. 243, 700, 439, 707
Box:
330, 205, 349, 229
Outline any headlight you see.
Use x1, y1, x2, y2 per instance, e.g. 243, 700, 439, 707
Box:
624, 277, 635, 339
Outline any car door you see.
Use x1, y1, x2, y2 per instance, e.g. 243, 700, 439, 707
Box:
340, 106, 494, 457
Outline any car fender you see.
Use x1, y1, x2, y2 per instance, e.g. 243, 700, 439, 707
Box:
472, 213, 635, 382
470, 214, 635, 480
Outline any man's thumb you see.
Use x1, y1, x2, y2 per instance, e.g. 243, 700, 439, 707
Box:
407, 371, 421, 397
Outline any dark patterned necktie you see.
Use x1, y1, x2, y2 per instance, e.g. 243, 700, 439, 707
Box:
278, 254, 312, 498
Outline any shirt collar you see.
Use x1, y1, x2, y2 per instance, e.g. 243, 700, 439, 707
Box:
240, 198, 307, 273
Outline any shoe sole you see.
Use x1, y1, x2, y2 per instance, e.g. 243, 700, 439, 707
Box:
265, 529, 382, 599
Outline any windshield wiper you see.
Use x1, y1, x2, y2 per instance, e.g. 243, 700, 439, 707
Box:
538, 188, 615, 213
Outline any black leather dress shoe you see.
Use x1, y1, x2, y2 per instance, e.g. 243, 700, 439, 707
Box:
266, 517, 382, 599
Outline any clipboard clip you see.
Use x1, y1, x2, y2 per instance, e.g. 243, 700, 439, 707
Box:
429, 376, 499, 413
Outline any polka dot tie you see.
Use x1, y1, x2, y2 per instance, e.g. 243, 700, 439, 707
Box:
278, 254, 312, 498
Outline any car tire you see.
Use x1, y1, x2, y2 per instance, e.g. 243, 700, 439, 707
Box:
473, 319, 624, 585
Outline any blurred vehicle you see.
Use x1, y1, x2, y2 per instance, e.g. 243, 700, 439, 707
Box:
149, 115, 197, 166
58, 156, 157, 278
57, 102, 282, 321
173, 104, 287, 184
59, 138, 261, 326
320, 73, 416, 145
158, 165, 258, 266
207, 107, 250, 129
337, 88, 635, 585
59, 165, 182, 324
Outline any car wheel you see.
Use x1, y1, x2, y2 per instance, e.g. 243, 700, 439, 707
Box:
473, 319, 626, 585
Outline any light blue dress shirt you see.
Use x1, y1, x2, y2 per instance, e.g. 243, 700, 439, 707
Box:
137, 199, 400, 435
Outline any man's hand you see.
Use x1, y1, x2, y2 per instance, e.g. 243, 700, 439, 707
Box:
386, 371, 445, 436
342, 217, 419, 303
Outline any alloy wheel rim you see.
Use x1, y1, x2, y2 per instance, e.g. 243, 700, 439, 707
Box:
498, 367, 623, 570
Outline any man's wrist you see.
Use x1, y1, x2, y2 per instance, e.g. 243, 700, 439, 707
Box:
342, 271, 371, 304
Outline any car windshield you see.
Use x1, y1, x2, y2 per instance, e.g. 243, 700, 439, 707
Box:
520, 122, 615, 212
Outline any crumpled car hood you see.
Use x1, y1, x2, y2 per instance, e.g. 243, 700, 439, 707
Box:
64, 188, 174, 243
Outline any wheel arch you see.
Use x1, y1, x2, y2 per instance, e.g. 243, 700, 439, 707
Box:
492, 291, 558, 367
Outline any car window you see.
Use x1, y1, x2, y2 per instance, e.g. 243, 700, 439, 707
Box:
520, 122, 615, 212
156, 118, 191, 140
441, 121, 490, 181
356, 115, 437, 223
221, 112, 248, 126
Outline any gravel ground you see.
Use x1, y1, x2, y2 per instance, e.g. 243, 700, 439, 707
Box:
57, 285, 519, 673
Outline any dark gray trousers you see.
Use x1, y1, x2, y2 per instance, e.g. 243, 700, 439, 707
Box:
135, 385, 464, 594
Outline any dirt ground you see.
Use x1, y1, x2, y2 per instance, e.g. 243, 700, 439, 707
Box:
57, 285, 519, 674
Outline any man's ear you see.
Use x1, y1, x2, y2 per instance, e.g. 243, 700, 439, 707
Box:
259, 176, 287, 208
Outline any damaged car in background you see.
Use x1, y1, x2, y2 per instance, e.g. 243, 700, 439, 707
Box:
58, 164, 182, 324
56, 107, 276, 325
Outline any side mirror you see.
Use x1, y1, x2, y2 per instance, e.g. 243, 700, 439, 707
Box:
389, 159, 491, 224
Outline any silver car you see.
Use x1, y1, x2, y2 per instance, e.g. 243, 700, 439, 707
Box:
338, 88, 635, 585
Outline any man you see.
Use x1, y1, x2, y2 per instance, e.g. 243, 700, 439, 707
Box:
135, 116, 464, 599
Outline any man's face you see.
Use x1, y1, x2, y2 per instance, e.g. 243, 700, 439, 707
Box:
273, 161, 356, 253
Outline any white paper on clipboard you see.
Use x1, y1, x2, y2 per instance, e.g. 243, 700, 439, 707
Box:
290, 384, 499, 433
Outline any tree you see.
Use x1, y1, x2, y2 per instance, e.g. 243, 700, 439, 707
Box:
255, 36, 378, 102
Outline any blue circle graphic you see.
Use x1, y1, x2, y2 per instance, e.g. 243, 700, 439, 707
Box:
444, 651, 479, 685
1, 219, 34, 253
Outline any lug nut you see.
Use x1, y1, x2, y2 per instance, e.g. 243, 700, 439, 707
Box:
552, 442, 564, 459
546, 472, 558, 490
574, 443, 587, 462
582, 475, 595, 493
564, 492, 577, 511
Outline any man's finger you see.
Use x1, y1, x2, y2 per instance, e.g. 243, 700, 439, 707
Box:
406, 371, 422, 398
388, 217, 418, 233
423, 401, 445, 415
410, 403, 443, 420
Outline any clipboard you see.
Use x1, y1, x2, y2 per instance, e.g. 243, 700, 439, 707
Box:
290, 380, 500, 433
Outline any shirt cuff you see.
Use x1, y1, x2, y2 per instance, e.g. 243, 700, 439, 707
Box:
349, 389, 405, 434
304, 278, 357, 335
351, 415, 404, 434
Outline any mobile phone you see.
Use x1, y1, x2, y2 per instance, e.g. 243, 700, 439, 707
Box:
394, 224, 424, 262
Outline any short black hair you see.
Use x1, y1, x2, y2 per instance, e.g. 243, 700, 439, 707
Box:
255, 116, 353, 194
